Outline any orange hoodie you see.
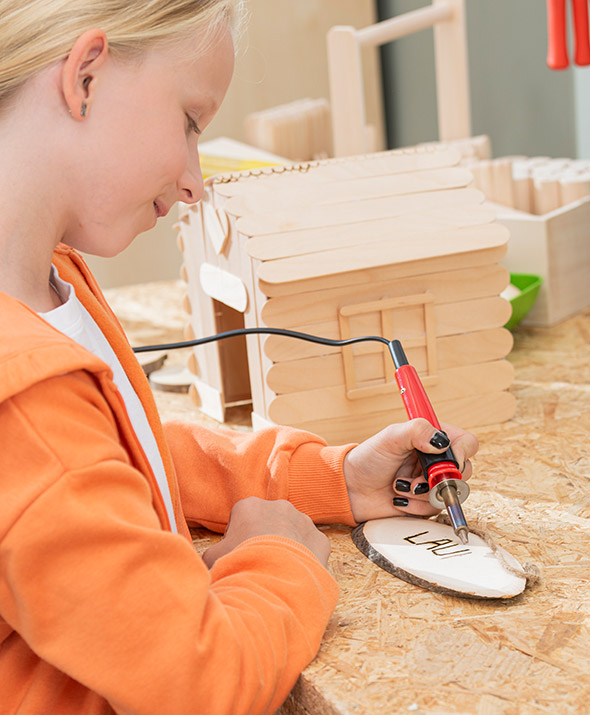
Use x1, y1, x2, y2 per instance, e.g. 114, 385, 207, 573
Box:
0, 245, 357, 714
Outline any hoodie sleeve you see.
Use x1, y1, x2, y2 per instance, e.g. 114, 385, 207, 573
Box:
0, 372, 340, 715
163, 420, 358, 532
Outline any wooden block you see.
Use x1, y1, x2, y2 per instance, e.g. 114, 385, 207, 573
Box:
559, 170, 590, 205
189, 379, 226, 423
491, 158, 515, 208
532, 168, 561, 215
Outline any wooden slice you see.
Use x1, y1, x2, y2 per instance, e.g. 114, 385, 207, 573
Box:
352, 516, 526, 599
136, 350, 167, 376
149, 366, 194, 393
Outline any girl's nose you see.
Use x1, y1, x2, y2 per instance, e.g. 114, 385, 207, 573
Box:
178, 149, 204, 204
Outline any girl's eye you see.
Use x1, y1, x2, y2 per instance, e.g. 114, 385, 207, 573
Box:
187, 115, 201, 136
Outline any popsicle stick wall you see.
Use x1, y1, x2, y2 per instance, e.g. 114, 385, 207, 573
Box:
175, 145, 516, 443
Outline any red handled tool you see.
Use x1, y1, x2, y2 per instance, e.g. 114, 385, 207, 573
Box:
389, 340, 470, 543
546, 0, 590, 69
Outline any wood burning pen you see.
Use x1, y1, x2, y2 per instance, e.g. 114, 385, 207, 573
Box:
389, 339, 471, 544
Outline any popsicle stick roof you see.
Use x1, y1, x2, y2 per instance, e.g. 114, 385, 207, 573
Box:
206, 146, 509, 285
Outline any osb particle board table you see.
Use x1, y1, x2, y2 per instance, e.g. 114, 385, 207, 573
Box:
106, 280, 590, 715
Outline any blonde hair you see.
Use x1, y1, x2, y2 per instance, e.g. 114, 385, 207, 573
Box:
0, 0, 245, 107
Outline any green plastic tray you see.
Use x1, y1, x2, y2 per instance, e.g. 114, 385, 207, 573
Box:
504, 273, 543, 330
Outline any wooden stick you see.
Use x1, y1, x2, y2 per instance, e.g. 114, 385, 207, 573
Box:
283, 391, 517, 443
263, 296, 511, 362
356, 3, 452, 46
267, 360, 514, 425
261, 264, 509, 327
225, 168, 473, 217
256, 222, 508, 285
266, 328, 513, 394
237, 187, 484, 238
246, 204, 496, 261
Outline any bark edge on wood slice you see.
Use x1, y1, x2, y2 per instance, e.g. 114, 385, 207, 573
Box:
352, 516, 527, 599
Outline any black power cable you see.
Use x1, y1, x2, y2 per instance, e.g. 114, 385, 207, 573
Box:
133, 327, 399, 364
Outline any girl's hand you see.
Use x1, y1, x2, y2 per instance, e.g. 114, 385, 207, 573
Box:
202, 497, 331, 568
343, 419, 479, 524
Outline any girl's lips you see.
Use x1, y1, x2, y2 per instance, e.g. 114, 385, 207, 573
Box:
153, 199, 169, 218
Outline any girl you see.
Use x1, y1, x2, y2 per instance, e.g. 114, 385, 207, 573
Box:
0, 1, 478, 712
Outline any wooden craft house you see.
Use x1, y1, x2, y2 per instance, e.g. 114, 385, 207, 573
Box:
176, 145, 516, 445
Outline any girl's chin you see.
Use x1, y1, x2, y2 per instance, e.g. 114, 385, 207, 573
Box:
63, 233, 137, 258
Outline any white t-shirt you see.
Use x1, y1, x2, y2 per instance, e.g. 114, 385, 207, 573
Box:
38, 268, 177, 532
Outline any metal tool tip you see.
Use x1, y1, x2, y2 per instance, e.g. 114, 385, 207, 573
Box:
456, 529, 469, 545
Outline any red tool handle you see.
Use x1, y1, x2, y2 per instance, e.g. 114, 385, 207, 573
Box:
394, 363, 440, 427
394, 363, 463, 489
572, 0, 590, 65
547, 0, 569, 69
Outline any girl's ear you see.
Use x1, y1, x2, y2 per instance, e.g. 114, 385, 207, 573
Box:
62, 29, 109, 120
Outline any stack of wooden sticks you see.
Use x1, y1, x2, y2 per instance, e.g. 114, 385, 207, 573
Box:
244, 98, 332, 162
468, 156, 590, 215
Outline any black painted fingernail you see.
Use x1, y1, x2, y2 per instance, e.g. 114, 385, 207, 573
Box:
395, 479, 411, 492
430, 431, 450, 449
413, 482, 430, 495
393, 497, 409, 507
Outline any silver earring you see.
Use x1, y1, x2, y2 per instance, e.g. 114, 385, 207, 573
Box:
80, 102, 87, 118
